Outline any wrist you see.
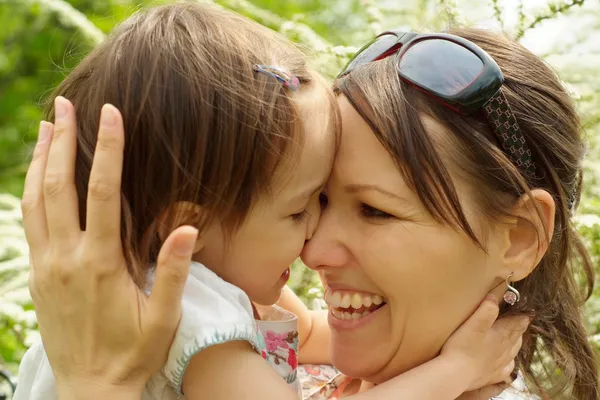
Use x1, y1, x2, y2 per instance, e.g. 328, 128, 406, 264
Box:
435, 353, 471, 395
57, 379, 144, 400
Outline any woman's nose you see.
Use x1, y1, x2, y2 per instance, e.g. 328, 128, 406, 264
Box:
301, 209, 350, 271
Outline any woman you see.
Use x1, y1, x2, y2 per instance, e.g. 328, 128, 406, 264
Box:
22, 27, 597, 399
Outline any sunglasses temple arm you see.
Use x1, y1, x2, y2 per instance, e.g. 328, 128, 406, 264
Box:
483, 90, 537, 178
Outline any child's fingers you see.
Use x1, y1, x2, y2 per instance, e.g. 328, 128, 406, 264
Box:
149, 226, 198, 319
487, 361, 516, 388
461, 294, 500, 333
493, 315, 530, 347
509, 335, 523, 359
500, 360, 516, 381
472, 383, 508, 399
491, 319, 525, 371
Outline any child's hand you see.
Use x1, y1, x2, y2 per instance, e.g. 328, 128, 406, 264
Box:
441, 295, 529, 393
456, 383, 508, 400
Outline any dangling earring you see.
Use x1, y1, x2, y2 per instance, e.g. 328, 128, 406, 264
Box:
503, 273, 520, 306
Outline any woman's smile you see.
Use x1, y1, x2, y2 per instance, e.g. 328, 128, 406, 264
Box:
324, 287, 388, 328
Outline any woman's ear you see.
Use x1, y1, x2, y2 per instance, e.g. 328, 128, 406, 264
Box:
156, 201, 206, 253
498, 189, 555, 282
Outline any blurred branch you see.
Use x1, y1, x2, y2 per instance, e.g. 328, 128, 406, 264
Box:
517, 0, 586, 39
415, 0, 431, 26
517, 0, 526, 35
437, 0, 459, 28
360, 0, 383, 36
212, 0, 284, 27
214, 0, 333, 52
5, 0, 106, 45
490, 0, 504, 30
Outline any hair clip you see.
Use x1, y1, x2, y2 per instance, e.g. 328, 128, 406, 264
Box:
253, 64, 300, 91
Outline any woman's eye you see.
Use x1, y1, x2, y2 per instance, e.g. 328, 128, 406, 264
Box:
291, 210, 310, 223
360, 203, 394, 219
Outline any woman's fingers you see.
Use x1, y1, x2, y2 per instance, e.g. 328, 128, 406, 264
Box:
85, 104, 125, 244
149, 226, 198, 324
43, 97, 81, 243
22, 121, 53, 260
509, 335, 523, 358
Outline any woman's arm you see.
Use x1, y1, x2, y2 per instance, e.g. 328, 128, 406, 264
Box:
277, 286, 331, 364
23, 101, 195, 399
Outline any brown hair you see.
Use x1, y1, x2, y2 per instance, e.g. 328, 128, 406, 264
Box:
44, 3, 331, 286
336, 28, 598, 399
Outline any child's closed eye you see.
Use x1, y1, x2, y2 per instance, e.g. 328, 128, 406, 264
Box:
291, 210, 310, 223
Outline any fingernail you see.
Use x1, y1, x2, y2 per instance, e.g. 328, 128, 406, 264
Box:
100, 104, 117, 127
38, 121, 52, 143
55, 97, 69, 119
484, 293, 499, 304
173, 227, 198, 256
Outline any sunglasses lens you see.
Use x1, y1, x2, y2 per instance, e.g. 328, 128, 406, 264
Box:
342, 33, 401, 75
398, 39, 483, 96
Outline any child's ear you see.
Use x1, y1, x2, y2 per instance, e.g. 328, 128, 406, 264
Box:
497, 189, 555, 282
156, 201, 206, 253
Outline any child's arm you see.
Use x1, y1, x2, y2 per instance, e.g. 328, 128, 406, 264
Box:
276, 285, 331, 364
345, 295, 528, 400
182, 295, 526, 400
182, 340, 300, 399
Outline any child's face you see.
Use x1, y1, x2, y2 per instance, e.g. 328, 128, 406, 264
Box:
196, 82, 336, 305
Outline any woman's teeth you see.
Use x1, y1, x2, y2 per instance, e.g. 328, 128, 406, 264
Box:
324, 289, 386, 320
331, 308, 371, 320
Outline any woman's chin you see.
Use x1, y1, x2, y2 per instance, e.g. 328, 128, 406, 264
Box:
327, 305, 404, 382
329, 338, 394, 383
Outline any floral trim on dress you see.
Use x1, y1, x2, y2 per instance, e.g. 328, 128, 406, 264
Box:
300, 370, 539, 400
298, 365, 341, 399
255, 305, 302, 398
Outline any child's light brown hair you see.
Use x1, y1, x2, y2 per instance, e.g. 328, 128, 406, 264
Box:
336, 28, 598, 399
44, 3, 334, 287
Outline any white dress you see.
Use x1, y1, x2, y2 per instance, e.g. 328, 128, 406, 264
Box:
14, 262, 302, 399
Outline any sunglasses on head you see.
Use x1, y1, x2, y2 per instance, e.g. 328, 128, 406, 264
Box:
338, 31, 537, 179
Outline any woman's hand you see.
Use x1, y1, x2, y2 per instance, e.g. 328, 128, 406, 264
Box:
22, 97, 197, 399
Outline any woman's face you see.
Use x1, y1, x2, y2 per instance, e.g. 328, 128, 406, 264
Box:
301, 96, 504, 383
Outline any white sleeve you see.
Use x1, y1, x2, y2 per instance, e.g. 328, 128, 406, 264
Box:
160, 262, 259, 394
13, 341, 58, 400
13, 262, 257, 400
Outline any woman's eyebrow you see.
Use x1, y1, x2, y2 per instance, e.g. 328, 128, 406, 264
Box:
344, 183, 409, 203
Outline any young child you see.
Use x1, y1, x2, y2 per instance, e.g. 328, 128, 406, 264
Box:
15, 4, 523, 400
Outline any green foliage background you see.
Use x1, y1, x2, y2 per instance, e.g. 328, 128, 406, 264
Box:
0, 0, 599, 389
